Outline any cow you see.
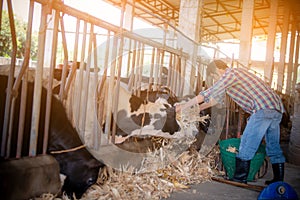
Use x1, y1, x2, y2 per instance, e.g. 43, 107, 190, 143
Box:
0, 74, 107, 199
112, 85, 210, 153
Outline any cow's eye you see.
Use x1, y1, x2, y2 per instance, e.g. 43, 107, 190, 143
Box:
87, 177, 95, 185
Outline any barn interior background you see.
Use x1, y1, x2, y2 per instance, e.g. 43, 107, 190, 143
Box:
1, 0, 300, 199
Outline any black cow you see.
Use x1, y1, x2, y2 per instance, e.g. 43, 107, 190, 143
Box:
0, 74, 106, 199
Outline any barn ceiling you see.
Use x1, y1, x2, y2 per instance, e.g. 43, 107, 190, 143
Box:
104, 0, 300, 42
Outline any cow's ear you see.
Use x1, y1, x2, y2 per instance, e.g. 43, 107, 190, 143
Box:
129, 95, 143, 112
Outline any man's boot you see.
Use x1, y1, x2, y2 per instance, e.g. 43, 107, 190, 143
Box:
265, 163, 284, 185
231, 157, 251, 184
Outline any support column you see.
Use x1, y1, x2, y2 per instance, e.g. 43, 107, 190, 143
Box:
178, 0, 202, 42
178, 0, 203, 94
286, 22, 296, 95
277, 4, 290, 93
291, 32, 300, 94
124, 2, 134, 31
264, 0, 278, 84
239, 0, 255, 68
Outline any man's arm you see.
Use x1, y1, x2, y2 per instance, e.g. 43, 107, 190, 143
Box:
198, 98, 218, 111
176, 95, 218, 112
175, 95, 205, 112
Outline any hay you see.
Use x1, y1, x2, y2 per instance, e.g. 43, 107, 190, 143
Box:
82, 149, 218, 200
43, 141, 220, 200
39, 97, 220, 200
226, 146, 238, 153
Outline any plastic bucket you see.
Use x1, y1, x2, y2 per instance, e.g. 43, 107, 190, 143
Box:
219, 138, 266, 181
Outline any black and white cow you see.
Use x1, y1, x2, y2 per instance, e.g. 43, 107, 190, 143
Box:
113, 85, 210, 152
114, 86, 179, 137
0, 74, 107, 199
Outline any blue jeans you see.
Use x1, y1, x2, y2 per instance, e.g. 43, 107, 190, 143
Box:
237, 109, 286, 164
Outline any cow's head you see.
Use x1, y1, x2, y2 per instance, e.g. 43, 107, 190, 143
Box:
117, 87, 180, 136
61, 157, 106, 199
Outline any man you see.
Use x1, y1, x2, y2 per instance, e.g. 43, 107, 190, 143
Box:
176, 60, 285, 184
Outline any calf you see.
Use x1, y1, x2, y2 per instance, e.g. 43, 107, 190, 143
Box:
0, 74, 107, 199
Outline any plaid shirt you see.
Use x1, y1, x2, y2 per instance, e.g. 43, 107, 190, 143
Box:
200, 68, 285, 114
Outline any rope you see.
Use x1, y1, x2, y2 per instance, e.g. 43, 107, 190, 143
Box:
50, 144, 86, 154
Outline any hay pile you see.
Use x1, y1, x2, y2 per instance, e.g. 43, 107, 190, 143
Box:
39, 142, 219, 200
39, 99, 220, 200
82, 146, 219, 200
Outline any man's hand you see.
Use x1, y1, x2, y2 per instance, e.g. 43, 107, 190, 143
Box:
174, 97, 198, 113
175, 104, 181, 113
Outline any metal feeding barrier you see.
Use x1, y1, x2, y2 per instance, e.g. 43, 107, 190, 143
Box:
0, 0, 264, 160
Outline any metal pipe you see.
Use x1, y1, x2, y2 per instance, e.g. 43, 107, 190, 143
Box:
154, 48, 160, 90
104, 34, 118, 143
16, 71, 28, 158
1, 0, 18, 157
29, 4, 48, 157
112, 0, 126, 144
92, 31, 100, 149
64, 19, 80, 99
34, 0, 189, 58
0, 0, 3, 32
80, 24, 94, 143
128, 40, 137, 91
43, 10, 59, 155
148, 47, 155, 91
179, 53, 186, 97
74, 21, 87, 136
135, 42, 141, 96
6, 96, 16, 158
166, 53, 172, 87
12, 1, 34, 157
97, 31, 110, 135
12, 0, 34, 96
59, 14, 69, 101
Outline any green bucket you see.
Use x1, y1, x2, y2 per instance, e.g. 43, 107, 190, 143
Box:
219, 138, 266, 181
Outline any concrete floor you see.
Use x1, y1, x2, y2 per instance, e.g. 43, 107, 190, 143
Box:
166, 162, 300, 200
166, 142, 300, 200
